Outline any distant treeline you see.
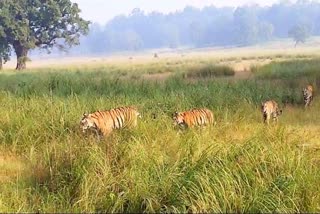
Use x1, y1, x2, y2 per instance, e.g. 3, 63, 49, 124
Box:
71, 0, 320, 54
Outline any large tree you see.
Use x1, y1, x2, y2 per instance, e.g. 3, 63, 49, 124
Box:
0, 0, 90, 70
288, 24, 311, 47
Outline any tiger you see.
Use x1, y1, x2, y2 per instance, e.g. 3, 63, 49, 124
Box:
302, 85, 313, 108
261, 100, 282, 124
172, 108, 215, 129
80, 106, 141, 138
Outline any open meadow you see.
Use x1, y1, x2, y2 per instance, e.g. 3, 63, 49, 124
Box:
0, 47, 320, 212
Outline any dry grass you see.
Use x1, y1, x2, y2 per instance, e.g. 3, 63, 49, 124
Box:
3, 37, 320, 73
0, 152, 27, 183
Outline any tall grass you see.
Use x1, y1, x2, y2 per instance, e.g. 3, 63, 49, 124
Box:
253, 58, 320, 81
0, 59, 319, 212
182, 64, 235, 79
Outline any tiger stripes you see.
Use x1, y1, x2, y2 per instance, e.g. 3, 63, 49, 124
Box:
172, 108, 215, 128
261, 100, 282, 124
303, 85, 314, 108
80, 106, 140, 137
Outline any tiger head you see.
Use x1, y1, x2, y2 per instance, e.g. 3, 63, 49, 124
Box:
302, 88, 308, 96
303, 87, 312, 97
172, 111, 185, 126
80, 113, 97, 133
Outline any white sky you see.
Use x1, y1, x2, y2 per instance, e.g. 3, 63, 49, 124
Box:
72, 0, 281, 24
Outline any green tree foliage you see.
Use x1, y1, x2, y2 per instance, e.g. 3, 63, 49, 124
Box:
7, 0, 319, 56
233, 7, 260, 45
0, 0, 90, 70
189, 21, 206, 46
0, 34, 11, 70
288, 24, 311, 47
259, 22, 274, 41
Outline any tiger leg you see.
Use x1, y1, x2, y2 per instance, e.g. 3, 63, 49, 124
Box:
101, 128, 112, 138
94, 129, 105, 141
272, 112, 278, 123
272, 115, 278, 123
305, 97, 311, 107
308, 96, 313, 106
96, 130, 102, 141
132, 118, 138, 127
263, 113, 267, 124
266, 113, 271, 125
94, 129, 100, 140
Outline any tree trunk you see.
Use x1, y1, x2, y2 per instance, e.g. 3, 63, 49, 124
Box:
13, 42, 28, 70
0, 57, 2, 70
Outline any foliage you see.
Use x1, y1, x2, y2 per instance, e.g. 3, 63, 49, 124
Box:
0, 0, 90, 69
0, 42, 11, 69
288, 24, 311, 46
72, 1, 320, 54
0, 29, 11, 68
254, 59, 320, 80
233, 7, 260, 45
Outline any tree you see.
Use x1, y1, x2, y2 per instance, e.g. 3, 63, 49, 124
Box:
122, 29, 143, 51
233, 7, 260, 45
288, 24, 311, 47
84, 23, 108, 54
189, 21, 206, 46
0, 42, 11, 70
0, 0, 90, 70
0, 34, 11, 70
258, 22, 274, 42
46, 0, 320, 55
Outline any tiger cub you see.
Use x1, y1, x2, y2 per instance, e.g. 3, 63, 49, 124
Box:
80, 106, 140, 138
261, 100, 282, 124
172, 108, 215, 128
302, 85, 314, 108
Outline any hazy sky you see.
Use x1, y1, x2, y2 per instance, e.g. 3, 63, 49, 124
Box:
72, 0, 280, 24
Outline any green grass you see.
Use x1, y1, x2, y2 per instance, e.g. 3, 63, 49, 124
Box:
0, 59, 320, 212
253, 58, 320, 81
182, 64, 235, 79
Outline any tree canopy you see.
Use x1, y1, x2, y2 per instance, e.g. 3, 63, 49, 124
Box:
71, 0, 320, 55
0, 0, 90, 69
2, 0, 320, 63
288, 24, 311, 47
0, 33, 11, 70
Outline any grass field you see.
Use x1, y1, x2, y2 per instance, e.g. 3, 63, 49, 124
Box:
0, 51, 320, 212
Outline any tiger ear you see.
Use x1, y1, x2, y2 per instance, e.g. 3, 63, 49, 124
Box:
83, 112, 88, 117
